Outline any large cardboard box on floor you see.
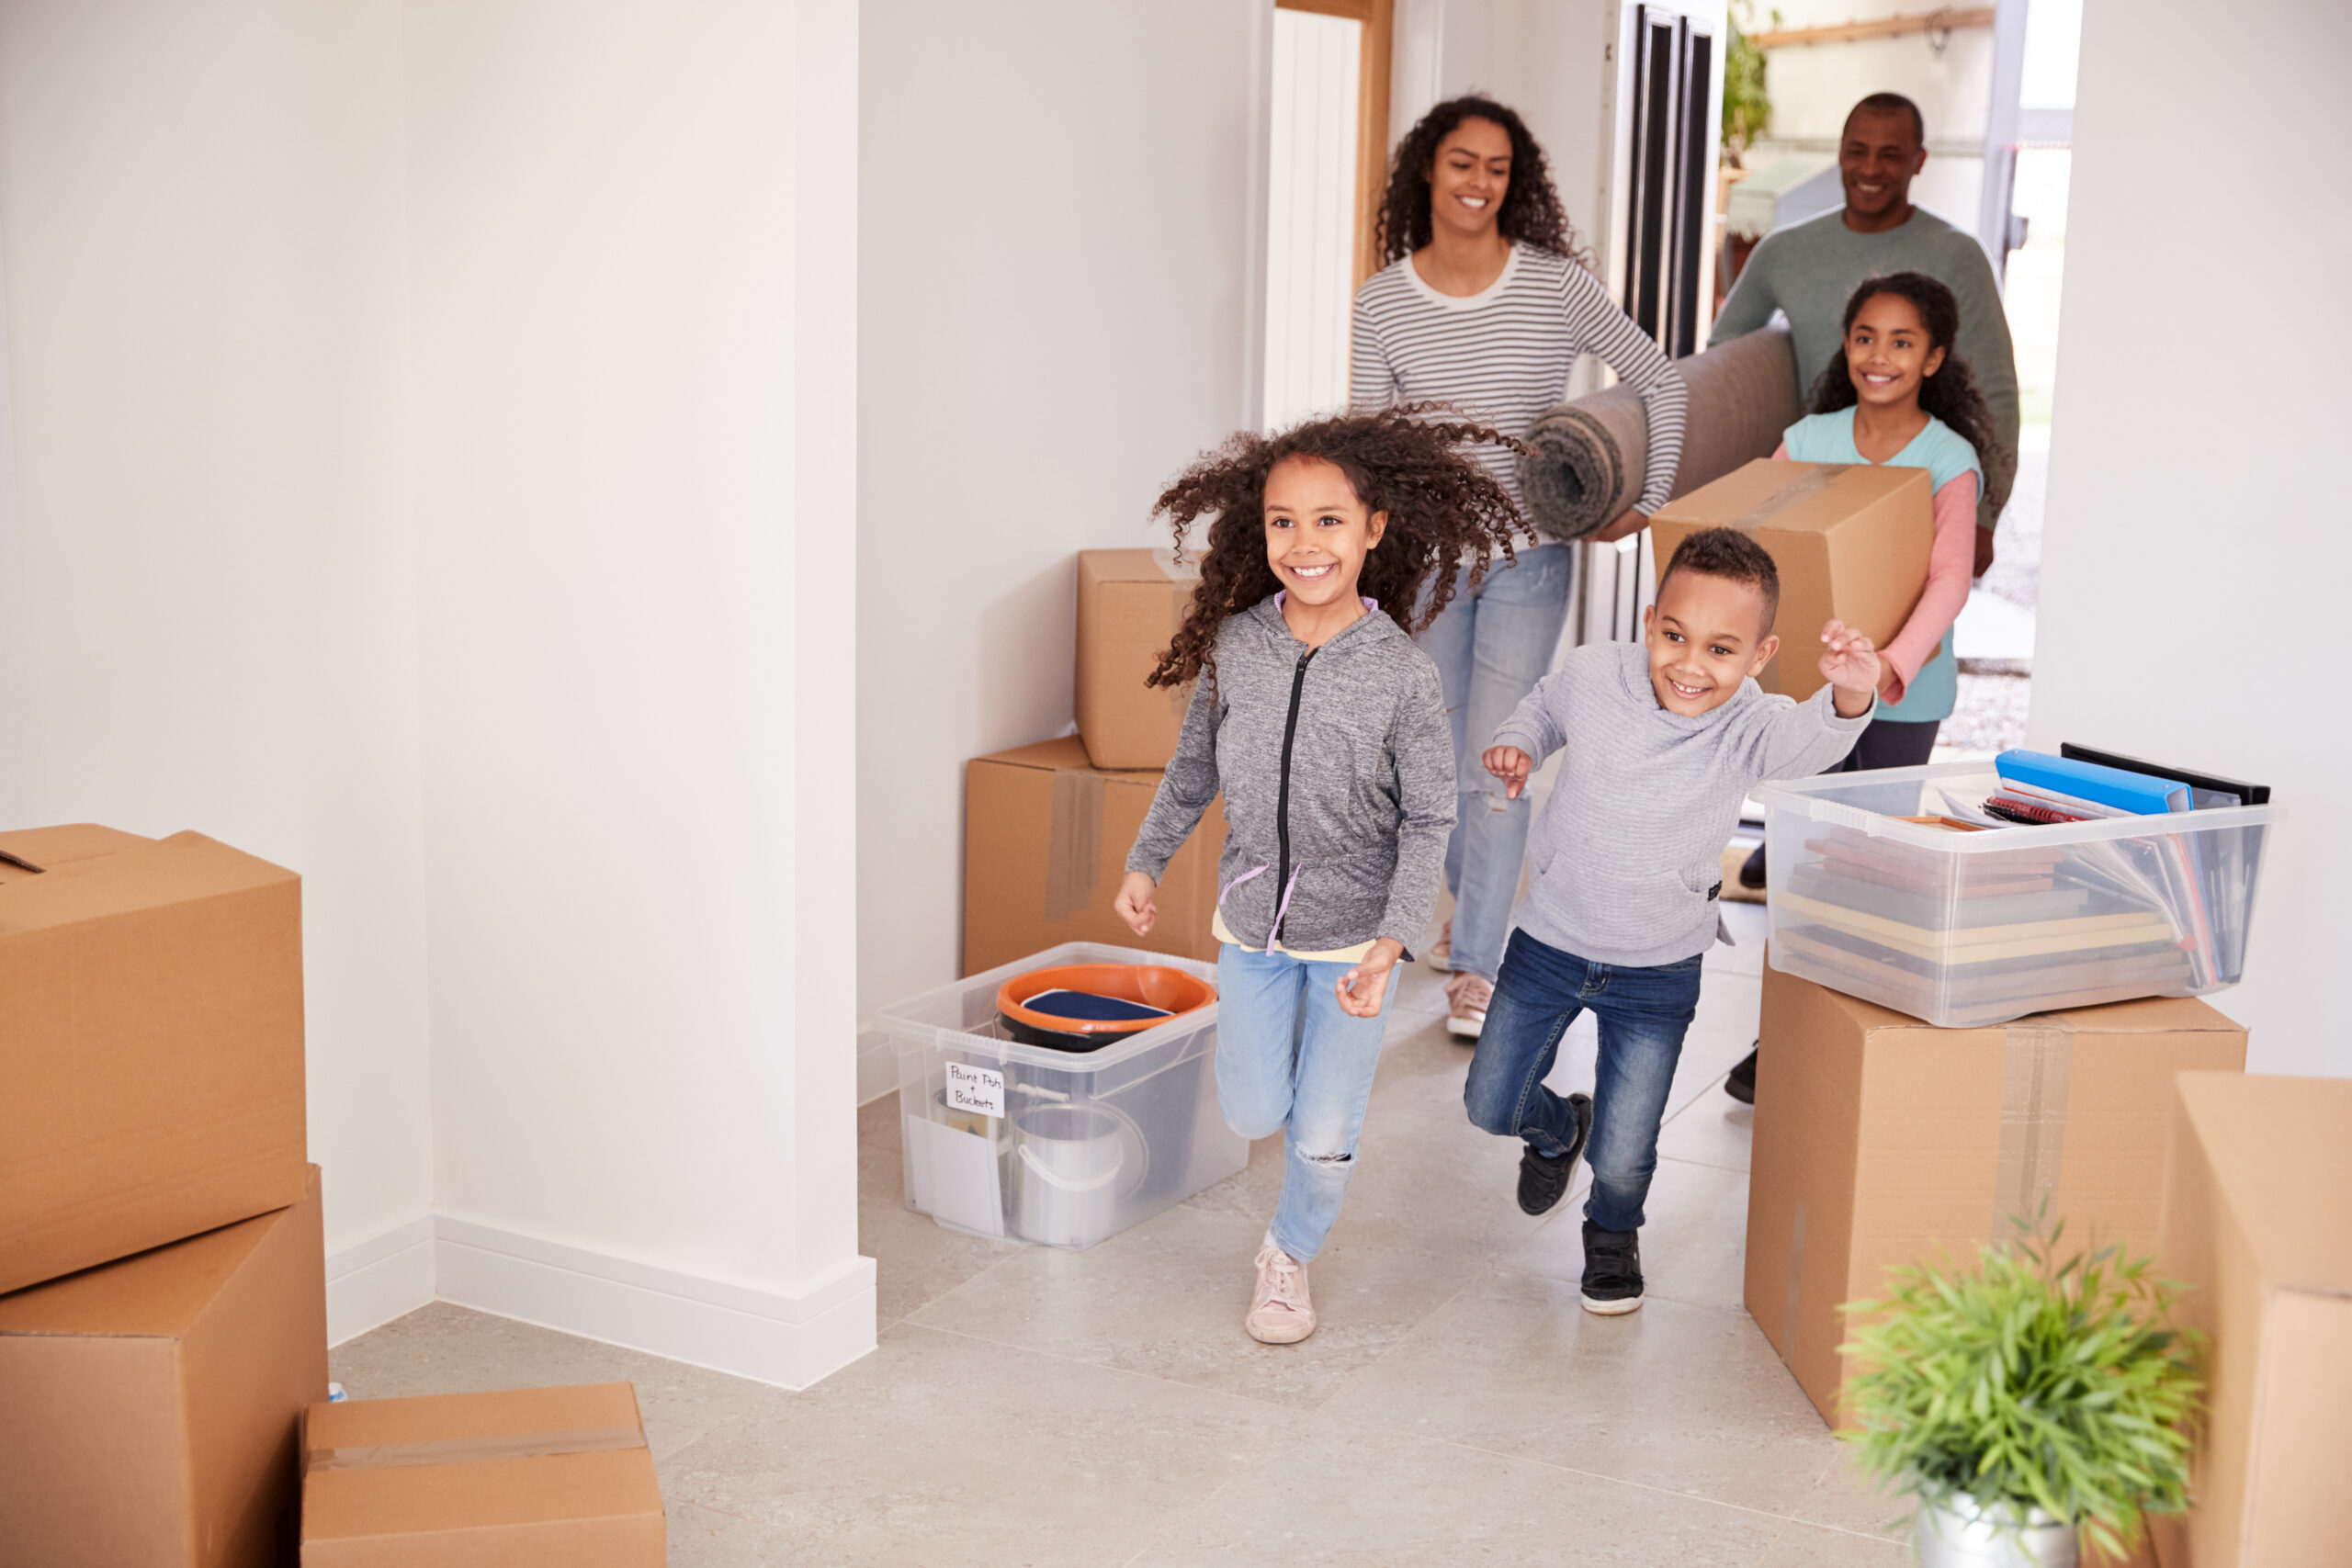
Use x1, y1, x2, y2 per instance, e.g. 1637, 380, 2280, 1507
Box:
1075, 547, 1200, 770
300, 1382, 665, 1564
0, 823, 308, 1294
1744, 962, 2246, 1427
2144, 1073, 2352, 1567
0, 1165, 327, 1567
1647, 458, 1930, 702
965, 736, 1226, 973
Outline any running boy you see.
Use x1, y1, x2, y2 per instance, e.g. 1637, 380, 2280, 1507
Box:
1462, 528, 1880, 1313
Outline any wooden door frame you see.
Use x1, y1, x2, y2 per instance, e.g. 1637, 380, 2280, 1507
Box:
1274, 0, 1394, 288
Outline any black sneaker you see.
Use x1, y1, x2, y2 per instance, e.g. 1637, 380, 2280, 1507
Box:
1580, 1221, 1645, 1314
1737, 842, 1768, 890
1724, 1045, 1758, 1105
1514, 1093, 1593, 1216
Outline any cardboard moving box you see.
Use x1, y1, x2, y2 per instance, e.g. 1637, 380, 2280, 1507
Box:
1744, 963, 2246, 1427
1, 823, 308, 1294
2149, 1073, 2352, 1567
1075, 548, 1200, 770
0, 1166, 327, 1568
300, 1382, 665, 1565
965, 737, 1226, 974
1647, 459, 1931, 702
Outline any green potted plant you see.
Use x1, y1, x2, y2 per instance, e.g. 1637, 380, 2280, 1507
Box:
1839, 1216, 2200, 1567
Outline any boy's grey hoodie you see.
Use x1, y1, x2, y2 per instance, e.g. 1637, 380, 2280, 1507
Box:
1492, 639, 1871, 967
1127, 595, 1454, 953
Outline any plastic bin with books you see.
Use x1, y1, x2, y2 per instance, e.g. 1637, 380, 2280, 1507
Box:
1753, 747, 2278, 1027
880, 942, 1246, 1248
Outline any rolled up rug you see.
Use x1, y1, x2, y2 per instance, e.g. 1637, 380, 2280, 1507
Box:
1517, 323, 1802, 543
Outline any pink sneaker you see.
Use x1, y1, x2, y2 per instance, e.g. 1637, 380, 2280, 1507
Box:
1245, 1244, 1316, 1344
1426, 919, 1453, 972
1444, 972, 1493, 1041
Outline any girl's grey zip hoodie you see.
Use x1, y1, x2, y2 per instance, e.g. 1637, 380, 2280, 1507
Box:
1126, 594, 1454, 953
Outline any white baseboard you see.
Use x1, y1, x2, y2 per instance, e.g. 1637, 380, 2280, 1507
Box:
324, 1215, 877, 1390
325, 1213, 437, 1346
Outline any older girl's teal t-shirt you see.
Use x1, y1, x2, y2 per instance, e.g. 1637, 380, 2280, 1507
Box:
1781, 407, 1983, 723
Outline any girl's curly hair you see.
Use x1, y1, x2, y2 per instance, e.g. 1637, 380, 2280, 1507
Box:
1148, 407, 1526, 690
1810, 271, 2015, 511
1375, 96, 1590, 269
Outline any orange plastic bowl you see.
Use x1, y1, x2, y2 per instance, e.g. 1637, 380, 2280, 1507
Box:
995, 964, 1216, 1053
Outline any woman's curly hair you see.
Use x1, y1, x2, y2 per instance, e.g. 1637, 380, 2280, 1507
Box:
1148, 407, 1526, 690
1375, 96, 1589, 268
1810, 271, 2015, 511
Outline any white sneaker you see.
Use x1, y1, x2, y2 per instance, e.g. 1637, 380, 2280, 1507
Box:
1444, 972, 1492, 1041
1246, 1244, 1316, 1344
1425, 919, 1452, 972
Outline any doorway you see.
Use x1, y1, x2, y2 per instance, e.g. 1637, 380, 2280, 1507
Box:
1261, 0, 1393, 431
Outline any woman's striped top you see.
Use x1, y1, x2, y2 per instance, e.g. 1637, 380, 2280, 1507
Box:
1350, 244, 1688, 517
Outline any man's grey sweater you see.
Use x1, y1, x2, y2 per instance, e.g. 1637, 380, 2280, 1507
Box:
1710, 205, 2018, 525
1127, 596, 1454, 953
1493, 641, 1871, 967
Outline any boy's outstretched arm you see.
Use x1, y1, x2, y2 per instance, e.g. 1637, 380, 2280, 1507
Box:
1748, 621, 1880, 780
1484, 673, 1570, 795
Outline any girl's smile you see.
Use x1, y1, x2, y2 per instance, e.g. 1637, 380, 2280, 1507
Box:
1263, 455, 1387, 648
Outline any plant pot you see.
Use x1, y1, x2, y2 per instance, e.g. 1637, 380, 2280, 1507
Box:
1914, 1493, 2077, 1568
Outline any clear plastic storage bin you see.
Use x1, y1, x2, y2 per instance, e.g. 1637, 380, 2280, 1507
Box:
879, 942, 1244, 1248
1754, 761, 2279, 1028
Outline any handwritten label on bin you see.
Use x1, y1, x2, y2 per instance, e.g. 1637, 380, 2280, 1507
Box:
944, 1062, 1005, 1118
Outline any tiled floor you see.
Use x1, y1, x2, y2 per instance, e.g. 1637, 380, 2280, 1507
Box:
334, 902, 1917, 1564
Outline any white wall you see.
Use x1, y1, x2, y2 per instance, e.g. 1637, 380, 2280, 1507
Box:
406, 0, 866, 1336
0, 0, 434, 1261
2029, 0, 2351, 1077
856, 0, 1263, 1020
0, 0, 869, 1382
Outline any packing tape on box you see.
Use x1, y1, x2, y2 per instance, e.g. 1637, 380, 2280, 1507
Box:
1043, 766, 1107, 923
1995, 1018, 2074, 1232
1770, 1019, 2074, 1379
304, 1426, 645, 1472
1158, 551, 1200, 716
1728, 465, 1848, 528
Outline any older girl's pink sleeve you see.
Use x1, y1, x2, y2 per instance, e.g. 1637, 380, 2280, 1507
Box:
1772, 441, 1790, 458
1877, 471, 1979, 704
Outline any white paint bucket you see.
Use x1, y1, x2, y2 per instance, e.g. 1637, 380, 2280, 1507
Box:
1011, 1105, 1125, 1247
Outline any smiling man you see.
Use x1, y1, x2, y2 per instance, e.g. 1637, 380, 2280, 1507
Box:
1711, 93, 2019, 566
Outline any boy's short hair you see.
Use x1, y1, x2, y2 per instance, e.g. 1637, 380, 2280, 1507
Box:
1658, 527, 1780, 635
1849, 91, 1925, 146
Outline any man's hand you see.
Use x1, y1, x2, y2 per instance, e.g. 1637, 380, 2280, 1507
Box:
1818, 619, 1882, 718
1336, 939, 1405, 1019
1974, 526, 1996, 579
1114, 871, 1159, 936
1590, 508, 1649, 544
1483, 745, 1534, 800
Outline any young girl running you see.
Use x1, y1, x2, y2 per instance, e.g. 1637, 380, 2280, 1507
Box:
1115, 408, 1521, 1345
1725, 269, 2011, 1102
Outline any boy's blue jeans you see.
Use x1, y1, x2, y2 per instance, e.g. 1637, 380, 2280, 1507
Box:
1463, 929, 1704, 1233
1216, 943, 1400, 1264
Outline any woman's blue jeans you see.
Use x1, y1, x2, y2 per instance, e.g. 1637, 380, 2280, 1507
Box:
1215, 943, 1400, 1263
1462, 929, 1703, 1233
1415, 544, 1576, 980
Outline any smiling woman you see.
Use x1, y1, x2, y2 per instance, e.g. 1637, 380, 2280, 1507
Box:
1350, 95, 1689, 1037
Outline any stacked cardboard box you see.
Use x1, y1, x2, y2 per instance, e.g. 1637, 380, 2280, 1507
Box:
2146, 1073, 2352, 1566
1744, 962, 2247, 1428
300, 1383, 665, 1564
964, 551, 1225, 972
0, 824, 326, 1566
